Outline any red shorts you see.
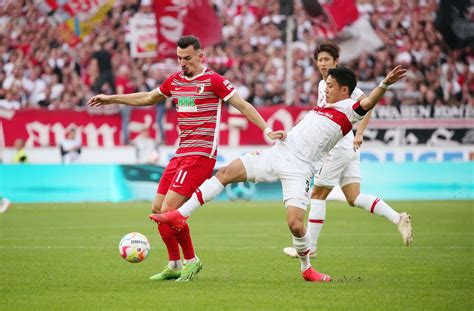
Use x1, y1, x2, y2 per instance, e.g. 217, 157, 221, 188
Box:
157, 155, 216, 198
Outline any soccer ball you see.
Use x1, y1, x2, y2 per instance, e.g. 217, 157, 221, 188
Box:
225, 182, 256, 201
118, 232, 150, 263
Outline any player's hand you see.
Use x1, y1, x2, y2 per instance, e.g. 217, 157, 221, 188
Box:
267, 130, 287, 141
353, 133, 363, 151
383, 65, 408, 85
87, 94, 113, 107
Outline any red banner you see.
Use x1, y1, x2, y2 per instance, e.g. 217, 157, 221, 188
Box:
0, 109, 121, 147
2, 107, 471, 148
154, 0, 223, 58
0, 106, 307, 147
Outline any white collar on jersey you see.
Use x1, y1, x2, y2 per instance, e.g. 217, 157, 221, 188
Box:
183, 67, 208, 81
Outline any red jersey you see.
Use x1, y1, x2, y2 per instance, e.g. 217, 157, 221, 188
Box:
158, 68, 235, 159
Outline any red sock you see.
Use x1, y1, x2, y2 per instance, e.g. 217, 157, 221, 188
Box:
157, 223, 181, 261
174, 224, 196, 260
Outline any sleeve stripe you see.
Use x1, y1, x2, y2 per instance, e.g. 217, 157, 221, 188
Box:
223, 89, 236, 102
352, 101, 368, 116
156, 87, 168, 98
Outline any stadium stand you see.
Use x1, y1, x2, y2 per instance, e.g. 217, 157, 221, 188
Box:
0, 0, 471, 113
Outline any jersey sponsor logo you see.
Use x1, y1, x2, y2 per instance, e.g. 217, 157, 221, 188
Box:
315, 109, 334, 119
177, 97, 197, 112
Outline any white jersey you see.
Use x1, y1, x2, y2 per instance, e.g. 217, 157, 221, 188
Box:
317, 80, 364, 149
279, 98, 367, 174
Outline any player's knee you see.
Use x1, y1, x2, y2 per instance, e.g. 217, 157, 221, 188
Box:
310, 187, 318, 198
288, 220, 305, 237
346, 196, 358, 207
215, 166, 231, 184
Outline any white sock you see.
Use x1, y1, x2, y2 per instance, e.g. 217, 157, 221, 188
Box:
178, 176, 225, 217
184, 256, 198, 264
307, 199, 326, 253
292, 233, 311, 272
168, 260, 182, 271
354, 194, 401, 224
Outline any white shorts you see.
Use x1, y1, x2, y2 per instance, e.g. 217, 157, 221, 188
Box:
315, 147, 361, 188
240, 146, 312, 210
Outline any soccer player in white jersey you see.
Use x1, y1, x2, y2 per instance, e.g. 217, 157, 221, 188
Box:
88, 36, 286, 282
283, 43, 413, 259
151, 65, 407, 282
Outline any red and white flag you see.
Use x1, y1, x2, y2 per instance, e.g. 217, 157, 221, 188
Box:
323, 0, 359, 31
153, 0, 223, 58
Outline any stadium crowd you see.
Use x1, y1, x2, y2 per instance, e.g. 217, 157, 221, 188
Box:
0, 0, 472, 112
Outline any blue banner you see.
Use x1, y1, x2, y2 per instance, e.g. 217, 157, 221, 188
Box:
1, 163, 472, 202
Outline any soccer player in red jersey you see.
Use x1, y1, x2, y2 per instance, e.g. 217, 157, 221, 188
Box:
88, 36, 286, 282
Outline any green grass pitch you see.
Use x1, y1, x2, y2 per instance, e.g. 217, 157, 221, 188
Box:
0, 200, 472, 310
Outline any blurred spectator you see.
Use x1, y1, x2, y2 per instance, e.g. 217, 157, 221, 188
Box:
91, 38, 115, 94
115, 65, 137, 144
0, 89, 21, 110
59, 127, 82, 164
132, 128, 159, 164
249, 82, 270, 107
13, 138, 28, 163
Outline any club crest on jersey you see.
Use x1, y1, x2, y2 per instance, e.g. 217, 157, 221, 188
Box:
196, 84, 205, 94
177, 97, 197, 112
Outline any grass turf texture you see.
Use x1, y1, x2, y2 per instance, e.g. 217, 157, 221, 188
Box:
0, 201, 472, 310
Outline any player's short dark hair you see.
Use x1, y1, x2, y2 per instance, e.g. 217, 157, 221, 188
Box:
328, 67, 356, 95
177, 36, 201, 50
314, 42, 340, 60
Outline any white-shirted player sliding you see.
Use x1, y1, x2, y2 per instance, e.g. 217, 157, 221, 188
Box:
151, 65, 407, 282
283, 43, 413, 259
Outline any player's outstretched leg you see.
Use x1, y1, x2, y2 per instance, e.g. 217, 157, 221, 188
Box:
176, 256, 202, 282
397, 212, 413, 246
353, 194, 413, 246
150, 176, 226, 231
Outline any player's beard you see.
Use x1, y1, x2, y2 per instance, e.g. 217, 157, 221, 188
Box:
182, 66, 193, 77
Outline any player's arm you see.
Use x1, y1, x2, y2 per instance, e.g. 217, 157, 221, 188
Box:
88, 89, 166, 107
227, 93, 286, 140
359, 66, 407, 111
353, 93, 370, 150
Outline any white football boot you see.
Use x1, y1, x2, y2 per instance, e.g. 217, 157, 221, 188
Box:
0, 198, 11, 214
397, 212, 413, 246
